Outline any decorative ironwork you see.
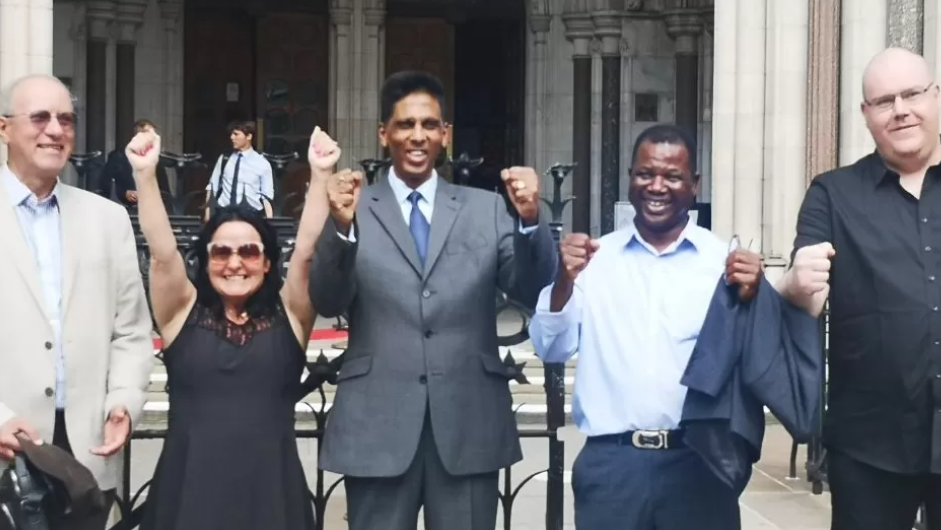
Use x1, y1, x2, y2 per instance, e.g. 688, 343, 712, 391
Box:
156, 152, 209, 216
358, 158, 390, 185
68, 151, 105, 196
450, 152, 484, 186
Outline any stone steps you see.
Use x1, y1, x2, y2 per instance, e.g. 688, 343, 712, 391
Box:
140, 347, 577, 428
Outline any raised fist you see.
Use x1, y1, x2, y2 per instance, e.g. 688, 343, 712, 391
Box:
558, 233, 600, 283
790, 242, 835, 299
125, 130, 161, 173
501, 166, 540, 224
308, 126, 341, 173
327, 169, 363, 232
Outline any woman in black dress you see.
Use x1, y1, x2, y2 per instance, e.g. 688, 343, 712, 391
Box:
127, 127, 341, 530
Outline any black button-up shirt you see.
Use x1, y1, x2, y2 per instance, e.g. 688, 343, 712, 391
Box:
794, 150, 941, 474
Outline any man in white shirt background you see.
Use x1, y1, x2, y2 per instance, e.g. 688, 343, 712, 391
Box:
205, 120, 274, 218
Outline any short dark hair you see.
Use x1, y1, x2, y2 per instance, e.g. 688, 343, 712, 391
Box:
133, 119, 155, 133
191, 207, 283, 321
380, 71, 446, 123
630, 124, 698, 175
228, 120, 256, 138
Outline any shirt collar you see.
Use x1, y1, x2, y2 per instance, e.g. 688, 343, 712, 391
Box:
235, 148, 255, 157
866, 138, 941, 189
622, 215, 702, 256
1, 164, 60, 207
387, 166, 438, 205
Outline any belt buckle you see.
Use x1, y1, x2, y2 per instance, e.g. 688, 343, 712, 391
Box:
631, 430, 668, 450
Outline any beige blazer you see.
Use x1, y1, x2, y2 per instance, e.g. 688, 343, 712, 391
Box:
0, 182, 154, 491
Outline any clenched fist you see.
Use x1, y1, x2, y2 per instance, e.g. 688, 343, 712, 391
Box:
308, 126, 341, 173
126, 130, 161, 174
558, 233, 600, 283
726, 249, 763, 302
790, 242, 835, 299
501, 167, 540, 224
0, 417, 42, 461
327, 169, 363, 233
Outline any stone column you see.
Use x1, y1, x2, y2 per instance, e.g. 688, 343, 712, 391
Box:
839, 0, 886, 165
330, 0, 354, 169
28, 0, 54, 74
732, 0, 766, 250
85, 1, 114, 154
527, 13, 551, 176
699, 9, 713, 204
762, 0, 809, 274
806, 0, 841, 186
663, 9, 702, 141
594, 9, 622, 235
709, 0, 736, 239
362, 2, 386, 160
114, 0, 146, 146
159, 0, 183, 154
563, 10, 594, 234
887, 0, 923, 52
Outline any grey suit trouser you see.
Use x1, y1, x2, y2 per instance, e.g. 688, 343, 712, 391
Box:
345, 410, 499, 530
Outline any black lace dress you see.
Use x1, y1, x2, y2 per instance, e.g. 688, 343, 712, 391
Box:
140, 304, 314, 530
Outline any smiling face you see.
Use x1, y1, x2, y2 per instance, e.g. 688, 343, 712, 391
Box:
628, 140, 699, 241
861, 49, 940, 168
378, 92, 449, 187
206, 220, 270, 306
0, 77, 75, 182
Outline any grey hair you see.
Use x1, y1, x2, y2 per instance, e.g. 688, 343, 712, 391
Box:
0, 74, 76, 115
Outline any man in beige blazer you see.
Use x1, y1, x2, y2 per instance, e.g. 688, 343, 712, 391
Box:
0, 75, 154, 516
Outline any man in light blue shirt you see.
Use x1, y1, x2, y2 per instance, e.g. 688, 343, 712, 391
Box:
205, 120, 274, 218
529, 124, 763, 530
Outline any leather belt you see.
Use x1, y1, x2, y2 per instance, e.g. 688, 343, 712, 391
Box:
587, 429, 685, 450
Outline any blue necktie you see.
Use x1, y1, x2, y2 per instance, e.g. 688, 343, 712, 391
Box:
408, 191, 430, 264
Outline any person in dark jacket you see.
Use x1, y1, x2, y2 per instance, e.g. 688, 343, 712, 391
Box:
102, 119, 169, 207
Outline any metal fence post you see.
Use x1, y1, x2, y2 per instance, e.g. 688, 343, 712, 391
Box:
540, 162, 575, 530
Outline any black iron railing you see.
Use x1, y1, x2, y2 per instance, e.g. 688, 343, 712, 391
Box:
108, 161, 574, 530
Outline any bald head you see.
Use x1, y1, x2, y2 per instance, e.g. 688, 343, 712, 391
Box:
862, 47, 933, 101
0, 75, 72, 116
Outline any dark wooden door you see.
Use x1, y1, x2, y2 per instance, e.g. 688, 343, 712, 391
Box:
255, 12, 329, 217
183, 9, 255, 213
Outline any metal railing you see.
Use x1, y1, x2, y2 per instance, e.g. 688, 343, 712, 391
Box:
107, 162, 576, 530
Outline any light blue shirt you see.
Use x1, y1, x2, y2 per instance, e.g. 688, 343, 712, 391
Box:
343, 167, 537, 241
528, 221, 729, 435
3, 166, 65, 409
206, 148, 274, 210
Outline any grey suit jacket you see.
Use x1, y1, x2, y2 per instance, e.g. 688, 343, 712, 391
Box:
309, 177, 557, 478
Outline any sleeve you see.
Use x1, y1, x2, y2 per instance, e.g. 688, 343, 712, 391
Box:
495, 194, 558, 309
308, 216, 359, 318
205, 155, 223, 193
260, 158, 274, 200
528, 281, 584, 364
790, 177, 833, 263
103, 210, 155, 427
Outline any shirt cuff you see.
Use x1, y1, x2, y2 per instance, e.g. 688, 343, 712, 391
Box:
518, 220, 538, 235
533, 284, 578, 337
337, 225, 357, 243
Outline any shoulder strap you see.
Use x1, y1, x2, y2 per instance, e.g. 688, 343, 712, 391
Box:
214, 153, 232, 200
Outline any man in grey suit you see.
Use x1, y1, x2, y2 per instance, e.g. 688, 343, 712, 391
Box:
309, 71, 557, 530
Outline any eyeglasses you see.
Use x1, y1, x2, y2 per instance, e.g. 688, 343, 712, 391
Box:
207, 242, 265, 263
2, 110, 78, 131
864, 84, 935, 112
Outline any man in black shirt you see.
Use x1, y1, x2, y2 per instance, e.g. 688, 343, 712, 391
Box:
779, 47, 941, 529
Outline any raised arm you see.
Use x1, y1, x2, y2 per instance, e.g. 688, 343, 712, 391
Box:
308, 169, 362, 318
281, 127, 338, 344
775, 179, 834, 317
127, 131, 196, 343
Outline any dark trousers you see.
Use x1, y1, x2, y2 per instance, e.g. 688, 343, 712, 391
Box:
345, 413, 499, 530
829, 450, 941, 530
572, 436, 741, 530
51, 411, 116, 530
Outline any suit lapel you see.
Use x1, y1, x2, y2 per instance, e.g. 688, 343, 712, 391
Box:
422, 180, 463, 281
0, 183, 49, 316
57, 186, 81, 318
367, 178, 423, 277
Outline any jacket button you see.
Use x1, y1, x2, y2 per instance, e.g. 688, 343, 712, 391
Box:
424, 330, 433, 338
422, 289, 431, 298
44, 341, 53, 350
44, 388, 54, 397
419, 375, 427, 384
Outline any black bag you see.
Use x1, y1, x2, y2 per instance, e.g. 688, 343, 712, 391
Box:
0, 453, 52, 530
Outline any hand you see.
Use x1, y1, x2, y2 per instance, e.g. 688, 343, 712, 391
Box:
0, 417, 42, 461
90, 407, 130, 457
327, 169, 363, 233
558, 233, 600, 283
726, 249, 764, 302
308, 126, 341, 173
125, 190, 138, 203
125, 130, 161, 173
501, 167, 540, 224
790, 242, 835, 298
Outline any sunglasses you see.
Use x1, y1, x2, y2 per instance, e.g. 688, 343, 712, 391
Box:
207, 242, 265, 263
3, 111, 78, 131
